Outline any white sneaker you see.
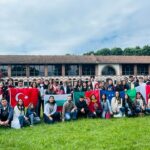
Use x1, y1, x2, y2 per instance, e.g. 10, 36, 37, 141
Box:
114, 113, 122, 118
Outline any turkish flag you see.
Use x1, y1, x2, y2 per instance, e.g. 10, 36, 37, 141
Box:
9, 88, 39, 107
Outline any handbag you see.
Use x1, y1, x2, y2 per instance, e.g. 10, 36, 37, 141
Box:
105, 112, 111, 119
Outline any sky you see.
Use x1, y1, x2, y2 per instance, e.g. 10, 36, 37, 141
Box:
0, 0, 150, 55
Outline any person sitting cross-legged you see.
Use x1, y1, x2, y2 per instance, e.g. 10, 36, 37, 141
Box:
44, 96, 61, 124
0, 98, 13, 127
62, 95, 77, 121
76, 96, 89, 118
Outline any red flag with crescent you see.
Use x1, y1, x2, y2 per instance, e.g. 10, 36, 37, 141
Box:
9, 88, 39, 107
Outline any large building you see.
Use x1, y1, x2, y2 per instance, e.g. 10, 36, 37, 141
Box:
0, 55, 150, 84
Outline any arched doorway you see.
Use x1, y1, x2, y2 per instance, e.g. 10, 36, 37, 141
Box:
101, 66, 116, 75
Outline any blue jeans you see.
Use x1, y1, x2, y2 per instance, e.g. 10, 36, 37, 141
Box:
135, 107, 141, 114
146, 108, 150, 113
18, 115, 30, 127
65, 111, 77, 121
102, 111, 107, 118
29, 114, 41, 125
120, 107, 125, 115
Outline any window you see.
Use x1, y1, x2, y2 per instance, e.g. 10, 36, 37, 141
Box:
82, 64, 95, 75
122, 64, 134, 75
11, 65, 26, 76
137, 64, 148, 75
102, 66, 116, 75
65, 65, 79, 76
0, 65, 8, 77
48, 65, 62, 76
29, 65, 45, 76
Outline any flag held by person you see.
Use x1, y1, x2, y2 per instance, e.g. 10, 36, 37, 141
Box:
44, 94, 71, 111
9, 88, 39, 107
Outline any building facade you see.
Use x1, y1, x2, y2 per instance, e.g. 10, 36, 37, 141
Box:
0, 55, 150, 84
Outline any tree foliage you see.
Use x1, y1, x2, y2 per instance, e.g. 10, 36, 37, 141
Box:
83, 45, 150, 56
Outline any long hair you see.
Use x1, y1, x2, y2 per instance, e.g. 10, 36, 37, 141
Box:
17, 99, 25, 112
135, 92, 145, 105
101, 94, 107, 102
30, 82, 37, 88
123, 94, 132, 107
115, 91, 121, 104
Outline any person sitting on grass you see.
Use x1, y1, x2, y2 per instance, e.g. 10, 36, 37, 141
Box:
101, 94, 112, 119
87, 94, 101, 118
76, 95, 89, 118
62, 95, 77, 121
0, 98, 13, 127
123, 94, 134, 117
133, 92, 146, 116
11, 99, 30, 129
111, 91, 125, 117
145, 94, 150, 114
26, 103, 41, 126
44, 96, 60, 124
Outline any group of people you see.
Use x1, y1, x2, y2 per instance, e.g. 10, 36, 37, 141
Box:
0, 75, 150, 129
0, 98, 40, 128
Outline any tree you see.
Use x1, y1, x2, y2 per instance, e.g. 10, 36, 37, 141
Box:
142, 45, 150, 55
95, 48, 111, 55
111, 47, 123, 55
82, 45, 150, 56
123, 48, 135, 55
83, 51, 95, 55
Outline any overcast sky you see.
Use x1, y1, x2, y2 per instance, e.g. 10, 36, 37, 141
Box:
0, 0, 150, 55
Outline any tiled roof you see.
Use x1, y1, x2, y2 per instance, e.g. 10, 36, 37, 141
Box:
95, 56, 150, 64
0, 55, 149, 64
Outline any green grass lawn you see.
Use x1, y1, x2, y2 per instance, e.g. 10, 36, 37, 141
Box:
0, 117, 150, 150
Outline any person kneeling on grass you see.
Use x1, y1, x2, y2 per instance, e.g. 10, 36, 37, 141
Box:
44, 96, 60, 124
76, 95, 89, 118
26, 103, 40, 126
11, 99, 30, 129
62, 95, 77, 121
0, 98, 13, 127
111, 91, 125, 118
